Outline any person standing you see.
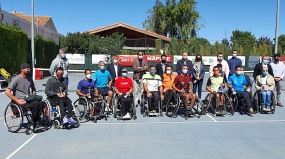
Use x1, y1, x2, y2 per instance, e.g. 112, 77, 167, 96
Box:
253, 56, 274, 81
192, 54, 205, 99
155, 54, 169, 80
49, 48, 69, 86
270, 53, 285, 107
209, 52, 230, 78
227, 50, 242, 77
107, 55, 123, 86
132, 51, 148, 106
175, 51, 194, 76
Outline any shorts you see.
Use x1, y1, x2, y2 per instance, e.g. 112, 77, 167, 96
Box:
97, 87, 112, 96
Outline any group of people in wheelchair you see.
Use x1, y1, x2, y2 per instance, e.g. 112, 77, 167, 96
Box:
3, 53, 281, 133
204, 65, 276, 117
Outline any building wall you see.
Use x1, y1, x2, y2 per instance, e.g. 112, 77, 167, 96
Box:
1, 10, 62, 45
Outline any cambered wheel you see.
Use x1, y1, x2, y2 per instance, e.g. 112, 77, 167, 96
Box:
4, 103, 23, 133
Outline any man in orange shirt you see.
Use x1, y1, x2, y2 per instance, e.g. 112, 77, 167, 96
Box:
162, 66, 177, 106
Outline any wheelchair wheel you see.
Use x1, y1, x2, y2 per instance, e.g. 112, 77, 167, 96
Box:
131, 102, 137, 119
253, 92, 260, 113
73, 98, 87, 122
194, 97, 203, 115
224, 93, 235, 115
140, 94, 146, 115
112, 96, 118, 118
202, 93, 212, 115
53, 120, 61, 129
166, 94, 179, 118
4, 103, 24, 133
271, 93, 276, 114
73, 117, 80, 128
231, 94, 238, 111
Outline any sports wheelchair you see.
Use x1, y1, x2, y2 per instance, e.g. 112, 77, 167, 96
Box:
227, 89, 254, 116
167, 92, 203, 120
140, 92, 163, 117
252, 90, 276, 114
203, 90, 235, 117
73, 94, 110, 123
4, 101, 50, 135
43, 98, 80, 129
112, 94, 137, 120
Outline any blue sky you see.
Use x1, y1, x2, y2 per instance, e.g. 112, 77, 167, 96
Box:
1, 0, 284, 43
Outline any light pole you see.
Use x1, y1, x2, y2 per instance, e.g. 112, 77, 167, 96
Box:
274, 0, 280, 54
31, 0, 35, 82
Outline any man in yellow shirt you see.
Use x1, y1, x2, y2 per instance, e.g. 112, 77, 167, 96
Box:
162, 66, 177, 106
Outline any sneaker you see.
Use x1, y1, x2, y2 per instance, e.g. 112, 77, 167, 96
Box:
69, 118, 77, 124
248, 108, 254, 114
63, 117, 69, 123
122, 114, 128, 119
126, 113, 131, 118
267, 107, 271, 112
262, 107, 267, 112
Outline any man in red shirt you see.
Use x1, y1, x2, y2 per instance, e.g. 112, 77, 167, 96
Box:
173, 65, 196, 113
114, 68, 133, 119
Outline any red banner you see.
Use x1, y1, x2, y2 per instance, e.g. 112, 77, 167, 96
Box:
117, 55, 173, 67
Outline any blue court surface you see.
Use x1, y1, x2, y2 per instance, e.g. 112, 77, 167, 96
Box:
1, 73, 285, 159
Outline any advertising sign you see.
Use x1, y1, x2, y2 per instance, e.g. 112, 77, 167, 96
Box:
66, 54, 85, 64
173, 56, 217, 65
92, 54, 111, 64
117, 55, 173, 67
248, 56, 260, 68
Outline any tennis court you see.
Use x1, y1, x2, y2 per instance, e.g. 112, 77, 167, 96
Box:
1, 73, 285, 159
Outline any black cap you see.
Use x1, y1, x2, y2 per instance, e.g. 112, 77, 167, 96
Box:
20, 63, 30, 69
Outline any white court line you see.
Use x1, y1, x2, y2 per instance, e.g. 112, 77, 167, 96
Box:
79, 119, 285, 125
206, 114, 217, 122
4, 81, 79, 158
5, 134, 37, 159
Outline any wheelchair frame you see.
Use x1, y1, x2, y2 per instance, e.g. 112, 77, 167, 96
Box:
203, 92, 235, 117
112, 94, 137, 120
253, 90, 276, 114
73, 95, 109, 123
4, 102, 50, 135
43, 98, 80, 129
141, 92, 163, 117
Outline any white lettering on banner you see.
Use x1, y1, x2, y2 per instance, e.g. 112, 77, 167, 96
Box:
173, 55, 245, 66
66, 54, 85, 64
121, 59, 129, 62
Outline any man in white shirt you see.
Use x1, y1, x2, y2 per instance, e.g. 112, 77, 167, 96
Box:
107, 55, 123, 86
270, 53, 285, 107
142, 65, 164, 113
209, 52, 230, 78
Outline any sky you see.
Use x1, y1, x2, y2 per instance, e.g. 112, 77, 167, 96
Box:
1, 0, 284, 43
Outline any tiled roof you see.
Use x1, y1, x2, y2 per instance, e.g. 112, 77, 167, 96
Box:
11, 12, 50, 27
87, 22, 171, 42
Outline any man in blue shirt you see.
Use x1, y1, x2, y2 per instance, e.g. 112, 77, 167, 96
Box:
228, 65, 254, 114
227, 50, 242, 77
77, 69, 100, 116
93, 61, 113, 109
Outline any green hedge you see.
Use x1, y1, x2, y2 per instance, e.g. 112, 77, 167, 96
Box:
34, 35, 58, 68
0, 24, 28, 74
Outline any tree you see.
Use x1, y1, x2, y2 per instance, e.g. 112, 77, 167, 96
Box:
61, 32, 89, 54
143, 0, 203, 40
277, 34, 285, 54
230, 30, 256, 56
